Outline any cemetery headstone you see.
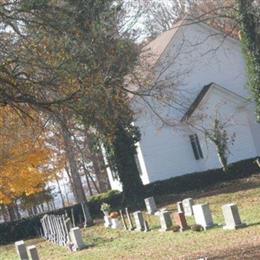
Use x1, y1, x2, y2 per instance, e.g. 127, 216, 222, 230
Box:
159, 211, 173, 231
81, 202, 93, 227
182, 198, 194, 216
133, 211, 145, 231
65, 217, 72, 237
222, 203, 246, 230
119, 210, 128, 230
15, 240, 29, 260
125, 208, 134, 230
177, 201, 184, 213
69, 227, 87, 251
71, 208, 76, 227
144, 220, 150, 232
173, 212, 189, 231
192, 204, 214, 230
144, 197, 157, 214
27, 245, 39, 260
111, 217, 122, 229
104, 215, 112, 228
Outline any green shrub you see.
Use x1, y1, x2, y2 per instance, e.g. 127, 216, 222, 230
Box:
0, 189, 122, 245
144, 157, 260, 197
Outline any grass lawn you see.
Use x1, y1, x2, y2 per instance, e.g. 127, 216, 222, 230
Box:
1, 174, 260, 260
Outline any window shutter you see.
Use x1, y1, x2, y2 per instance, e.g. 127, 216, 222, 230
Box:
189, 135, 200, 160
189, 134, 203, 160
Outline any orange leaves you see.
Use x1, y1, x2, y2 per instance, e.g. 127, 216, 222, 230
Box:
0, 106, 62, 205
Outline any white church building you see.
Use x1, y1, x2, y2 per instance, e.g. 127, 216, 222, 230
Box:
107, 18, 260, 191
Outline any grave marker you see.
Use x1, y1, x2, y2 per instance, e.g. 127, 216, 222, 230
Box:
222, 203, 246, 230
144, 197, 157, 214
159, 211, 173, 231
182, 198, 194, 216
71, 208, 76, 227
193, 204, 214, 230
133, 211, 145, 231
144, 220, 150, 232
177, 201, 184, 213
27, 245, 39, 260
70, 227, 87, 251
81, 202, 93, 227
119, 210, 128, 230
111, 217, 122, 229
125, 208, 134, 230
15, 240, 29, 260
173, 212, 189, 231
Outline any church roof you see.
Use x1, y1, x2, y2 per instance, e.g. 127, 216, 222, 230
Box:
181, 83, 248, 122
181, 83, 212, 122
141, 20, 184, 67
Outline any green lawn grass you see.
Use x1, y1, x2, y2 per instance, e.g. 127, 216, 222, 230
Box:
1, 175, 260, 260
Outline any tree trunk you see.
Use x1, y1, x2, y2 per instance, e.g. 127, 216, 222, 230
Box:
91, 151, 111, 193
61, 124, 87, 203
7, 205, 17, 221
58, 116, 93, 225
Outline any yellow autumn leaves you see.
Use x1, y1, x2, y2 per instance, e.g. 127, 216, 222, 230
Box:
0, 106, 62, 204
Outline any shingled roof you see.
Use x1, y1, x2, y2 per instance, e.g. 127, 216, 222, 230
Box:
141, 19, 184, 67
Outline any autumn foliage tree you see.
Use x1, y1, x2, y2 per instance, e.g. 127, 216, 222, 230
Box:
0, 106, 61, 205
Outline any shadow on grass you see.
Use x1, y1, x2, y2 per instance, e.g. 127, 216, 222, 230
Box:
87, 236, 115, 247
209, 244, 260, 259
246, 221, 260, 228
155, 174, 260, 208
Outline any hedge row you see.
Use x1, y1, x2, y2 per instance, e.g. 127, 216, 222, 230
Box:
0, 190, 122, 245
0, 157, 259, 245
144, 157, 260, 196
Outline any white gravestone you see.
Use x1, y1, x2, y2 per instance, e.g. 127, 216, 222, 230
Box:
192, 204, 214, 230
70, 227, 87, 251
125, 208, 134, 230
177, 201, 184, 213
182, 198, 194, 216
15, 240, 29, 260
133, 211, 145, 231
27, 245, 39, 260
144, 197, 158, 214
111, 218, 122, 229
159, 211, 173, 231
81, 202, 93, 227
222, 203, 246, 230
104, 215, 112, 228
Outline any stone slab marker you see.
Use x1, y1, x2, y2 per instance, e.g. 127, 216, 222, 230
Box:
182, 198, 194, 216
15, 240, 29, 260
173, 212, 189, 231
222, 203, 246, 230
111, 218, 122, 229
104, 215, 112, 228
133, 211, 145, 231
71, 208, 76, 227
70, 227, 87, 251
177, 201, 184, 213
27, 245, 39, 260
159, 211, 173, 231
144, 220, 150, 232
125, 208, 134, 230
144, 197, 157, 214
81, 202, 93, 227
193, 204, 214, 230
119, 210, 128, 230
